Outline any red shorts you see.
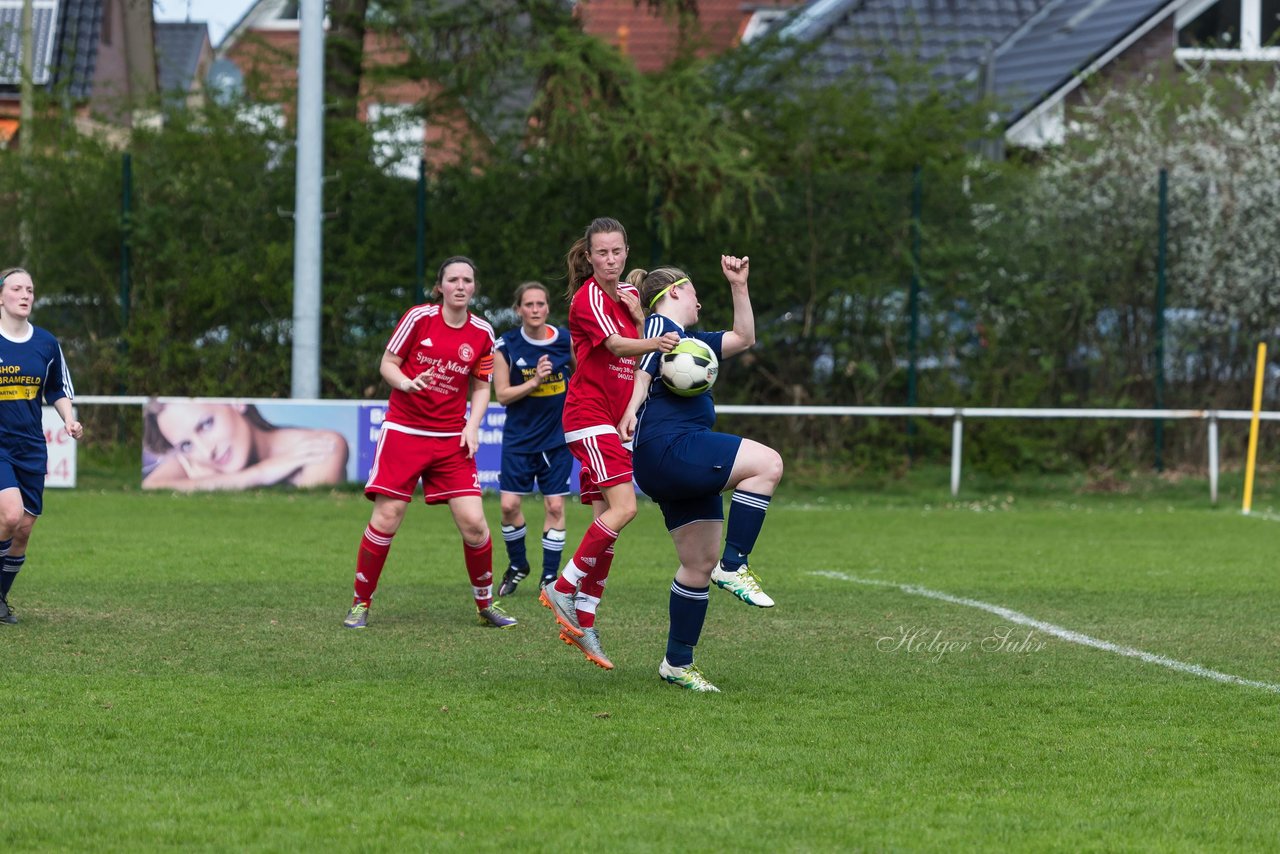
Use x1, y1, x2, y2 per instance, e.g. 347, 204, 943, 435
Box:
365, 428, 480, 505
567, 430, 633, 505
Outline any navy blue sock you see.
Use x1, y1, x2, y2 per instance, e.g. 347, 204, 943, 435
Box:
666, 580, 709, 668
501, 524, 528, 571
0, 538, 10, 559
721, 490, 772, 573
2, 554, 25, 599
541, 528, 565, 579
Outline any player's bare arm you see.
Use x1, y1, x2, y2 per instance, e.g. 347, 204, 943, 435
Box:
720, 255, 756, 359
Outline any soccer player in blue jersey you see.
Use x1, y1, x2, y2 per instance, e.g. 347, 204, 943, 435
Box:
620, 256, 783, 692
0, 268, 83, 625
493, 282, 575, 596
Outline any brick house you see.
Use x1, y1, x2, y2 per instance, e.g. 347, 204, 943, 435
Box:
576, 0, 806, 71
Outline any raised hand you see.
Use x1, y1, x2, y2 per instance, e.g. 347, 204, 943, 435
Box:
721, 255, 750, 289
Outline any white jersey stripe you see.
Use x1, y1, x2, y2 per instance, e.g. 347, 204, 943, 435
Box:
589, 284, 619, 338
57, 344, 75, 399
387, 304, 437, 354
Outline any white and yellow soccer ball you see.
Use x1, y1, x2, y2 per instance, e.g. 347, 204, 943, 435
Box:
659, 338, 719, 397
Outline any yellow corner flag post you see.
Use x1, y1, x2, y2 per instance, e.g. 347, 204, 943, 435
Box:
1242, 342, 1267, 515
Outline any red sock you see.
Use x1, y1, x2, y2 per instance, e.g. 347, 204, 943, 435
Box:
577, 545, 614, 628
354, 525, 394, 604
553, 519, 618, 595
464, 535, 494, 610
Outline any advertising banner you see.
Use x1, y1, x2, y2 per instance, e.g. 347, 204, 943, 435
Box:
43, 406, 76, 488
141, 398, 577, 493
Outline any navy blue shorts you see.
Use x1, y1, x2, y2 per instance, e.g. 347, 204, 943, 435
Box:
0, 459, 43, 517
499, 445, 573, 496
634, 431, 742, 531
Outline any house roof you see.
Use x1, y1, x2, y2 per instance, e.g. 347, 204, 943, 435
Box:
993, 0, 1174, 123
155, 21, 209, 93
777, 0, 1178, 129
0, 0, 101, 98
778, 0, 1047, 86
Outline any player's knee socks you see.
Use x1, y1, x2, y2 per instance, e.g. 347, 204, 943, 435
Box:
463, 535, 494, 609
666, 580, 709, 668
554, 519, 617, 594
576, 545, 614, 627
721, 490, 772, 573
1, 554, 25, 599
541, 528, 566, 579
354, 525, 394, 604
0, 538, 10, 559
501, 524, 528, 570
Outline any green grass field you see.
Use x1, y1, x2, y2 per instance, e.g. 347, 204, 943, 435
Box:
3, 473, 1279, 850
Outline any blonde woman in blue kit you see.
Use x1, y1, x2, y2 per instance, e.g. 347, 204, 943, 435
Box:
0, 268, 83, 625
620, 256, 784, 692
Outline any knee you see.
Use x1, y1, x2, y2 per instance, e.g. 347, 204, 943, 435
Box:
11, 516, 34, 549
762, 449, 784, 487
462, 522, 491, 548
0, 508, 24, 538
371, 503, 407, 533
499, 496, 522, 524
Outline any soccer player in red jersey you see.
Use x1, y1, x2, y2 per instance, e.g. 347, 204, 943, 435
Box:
538, 218, 680, 668
342, 257, 517, 630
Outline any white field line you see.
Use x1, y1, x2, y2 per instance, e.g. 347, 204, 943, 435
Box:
813, 571, 1280, 695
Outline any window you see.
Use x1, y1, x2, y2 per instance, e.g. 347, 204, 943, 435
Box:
367, 104, 425, 181
1176, 0, 1280, 56
741, 8, 789, 43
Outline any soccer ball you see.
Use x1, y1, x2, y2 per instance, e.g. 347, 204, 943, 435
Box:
659, 338, 718, 397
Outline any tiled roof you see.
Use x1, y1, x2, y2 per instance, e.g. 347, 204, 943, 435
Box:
779, 0, 1047, 87
155, 21, 208, 93
776, 0, 1173, 124
993, 0, 1172, 122
51, 0, 101, 98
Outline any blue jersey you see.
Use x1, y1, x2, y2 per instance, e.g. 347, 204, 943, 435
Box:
495, 325, 572, 453
633, 314, 724, 449
0, 323, 74, 473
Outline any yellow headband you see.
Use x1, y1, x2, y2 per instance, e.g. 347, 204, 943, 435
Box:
648, 277, 690, 310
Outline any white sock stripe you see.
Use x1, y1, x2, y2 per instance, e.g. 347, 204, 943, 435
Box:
575, 593, 601, 613
545, 528, 567, 543
541, 537, 565, 551
813, 571, 1280, 695
363, 526, 394, 547
592, 519, 620, 540
670, 581, 710, 600
502, 527, 526, 542
732, 492, 772, 510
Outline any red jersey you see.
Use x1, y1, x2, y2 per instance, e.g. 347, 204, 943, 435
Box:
384, 304, 495, 435
563, 277, 641, 436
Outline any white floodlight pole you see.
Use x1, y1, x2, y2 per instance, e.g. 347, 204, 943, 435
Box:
291, 0, 325, 399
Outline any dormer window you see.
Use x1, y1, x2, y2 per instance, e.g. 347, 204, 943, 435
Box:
1176, 0, 1280, 57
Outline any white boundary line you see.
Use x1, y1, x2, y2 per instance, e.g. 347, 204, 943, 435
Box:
813, 571, 1280, 695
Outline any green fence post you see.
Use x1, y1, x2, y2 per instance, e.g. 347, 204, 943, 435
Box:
907, 166, 922, 457
415, 159, 426, 304
1154, 168, 1168, 472
120, 152, 132, 334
